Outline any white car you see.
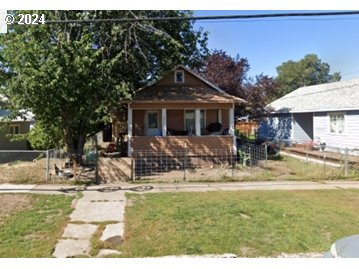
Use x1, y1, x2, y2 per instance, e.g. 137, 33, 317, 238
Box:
324, 234, 359, 258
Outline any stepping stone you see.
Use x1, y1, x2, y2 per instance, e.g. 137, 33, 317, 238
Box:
62, 223, 97, 239
97, 249, 122, 257
70, 201, 125, 222
100, 223, 124, 241
53, 239, 90, 258
104, 236, 123, 247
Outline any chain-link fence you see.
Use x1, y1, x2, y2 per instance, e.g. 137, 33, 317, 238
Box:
48, 136, 99, 183
0, 150, 49, 183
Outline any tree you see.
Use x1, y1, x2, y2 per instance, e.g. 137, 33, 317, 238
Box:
276, 54, 341, 97
27, 122, 64, 150
202, 50, 278, 120
202, 50, 249, 98
0, 10, 208, 164
243, 75, 278, 120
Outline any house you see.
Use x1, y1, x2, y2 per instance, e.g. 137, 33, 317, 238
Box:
0, 109, 35, 150
258, 79, 359, 151
111, 65, 245, 157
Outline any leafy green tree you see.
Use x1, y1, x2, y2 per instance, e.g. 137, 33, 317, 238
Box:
27, 121, 64, 150
0, 11, 208, 163
276, 54, 341, 97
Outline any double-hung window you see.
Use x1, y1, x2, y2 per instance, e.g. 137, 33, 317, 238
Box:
329, 113, 345, 134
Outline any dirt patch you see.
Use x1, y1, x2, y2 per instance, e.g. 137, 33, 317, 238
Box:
0, 194, 34, 223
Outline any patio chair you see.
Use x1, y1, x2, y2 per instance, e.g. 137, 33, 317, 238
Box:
237, 150, 251, 167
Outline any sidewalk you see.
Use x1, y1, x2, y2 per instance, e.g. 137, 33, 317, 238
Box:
1, 180, 359, 194
2, 180, 359, 257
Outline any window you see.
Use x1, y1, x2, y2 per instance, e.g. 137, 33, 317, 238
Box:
147, 112, 159, 129
9, 125, 20, 135
185, 110, 205, 134
329, 113, 345, 134
174, 70, 185, 83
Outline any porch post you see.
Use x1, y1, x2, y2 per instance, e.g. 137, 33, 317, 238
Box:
127, 105, 133, 157
195, 109, 201, 136
218, 109, 222, 124
229, 105, 237, 154
162, 108, 167, 137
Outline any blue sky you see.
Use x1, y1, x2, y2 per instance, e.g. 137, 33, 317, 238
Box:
194, 10, 359, 80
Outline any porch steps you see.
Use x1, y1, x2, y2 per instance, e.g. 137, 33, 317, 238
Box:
98, 157, 132, 183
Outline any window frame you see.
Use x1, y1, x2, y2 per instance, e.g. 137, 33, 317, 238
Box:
174, 70, 185, 83
9, 124, 20, 135
184, 109, 205, 134
328, 112, 345, 134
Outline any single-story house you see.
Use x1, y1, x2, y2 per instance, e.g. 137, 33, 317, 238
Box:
0, 109, 35, 150
258, 79, 359, 150
111, 65, 245, 157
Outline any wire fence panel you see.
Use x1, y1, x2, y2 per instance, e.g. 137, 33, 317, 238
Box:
0, 150, 48, 182
132, 145, 267, 181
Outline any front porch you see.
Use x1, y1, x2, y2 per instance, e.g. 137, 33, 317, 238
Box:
127, 102, 236, 156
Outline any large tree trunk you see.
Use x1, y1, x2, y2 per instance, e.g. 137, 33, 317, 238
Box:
64, 127, 87, 178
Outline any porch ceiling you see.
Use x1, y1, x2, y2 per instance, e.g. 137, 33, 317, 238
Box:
129, 102, 233, 109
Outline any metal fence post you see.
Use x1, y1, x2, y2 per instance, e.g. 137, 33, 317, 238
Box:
264, 144, 268, 178
183, 144, 187, 181
45, 149, 50, 181
306, 144, 309, 162
323, 154, 326, 176
230, 149, 234, 178
345, 147, 348, 177
249, 146, 252, 167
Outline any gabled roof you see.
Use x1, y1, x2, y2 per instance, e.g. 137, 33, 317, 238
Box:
133, 65, 245, 103
270, 79, 359, 113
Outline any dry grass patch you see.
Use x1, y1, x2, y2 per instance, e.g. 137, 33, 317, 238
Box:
0, 194, 34, 223
0, 159, 46, 183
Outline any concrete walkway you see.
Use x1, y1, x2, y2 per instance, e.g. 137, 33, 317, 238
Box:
52, 187, 125, 257
2, 181, 359, 257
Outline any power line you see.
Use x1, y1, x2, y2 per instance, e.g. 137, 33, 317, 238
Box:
44, 11, 359, 24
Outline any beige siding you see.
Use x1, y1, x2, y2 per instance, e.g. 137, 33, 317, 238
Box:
0, 122, 32, 150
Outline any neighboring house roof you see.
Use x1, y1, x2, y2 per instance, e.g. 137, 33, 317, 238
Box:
270, 79, 359, 113
133, 65, 245, 103
0, 109, 35, 122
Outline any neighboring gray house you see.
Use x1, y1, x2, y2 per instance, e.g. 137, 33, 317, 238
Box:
0, 109, 35, 150
258, 79, 359, 150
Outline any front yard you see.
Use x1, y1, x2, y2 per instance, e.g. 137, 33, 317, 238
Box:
121, 189, 359, 257
0, 194, 74, 257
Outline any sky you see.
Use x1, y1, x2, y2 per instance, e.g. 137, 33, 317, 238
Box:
193, 10, 359, 81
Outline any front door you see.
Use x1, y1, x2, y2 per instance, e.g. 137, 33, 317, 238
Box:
146, 111, 160, 136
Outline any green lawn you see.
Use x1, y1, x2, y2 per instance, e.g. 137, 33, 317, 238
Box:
0, 194, 74, 257
121, 190, 359, 257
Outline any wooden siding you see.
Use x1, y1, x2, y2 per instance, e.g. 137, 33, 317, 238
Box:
167, 110, 184, 131
132, 136, 234, 155
156, 67, 208, 88
133, 110, 145, 136
314, 110, 359, 149
206, 109, 218, 126
292, 113, 313, 143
